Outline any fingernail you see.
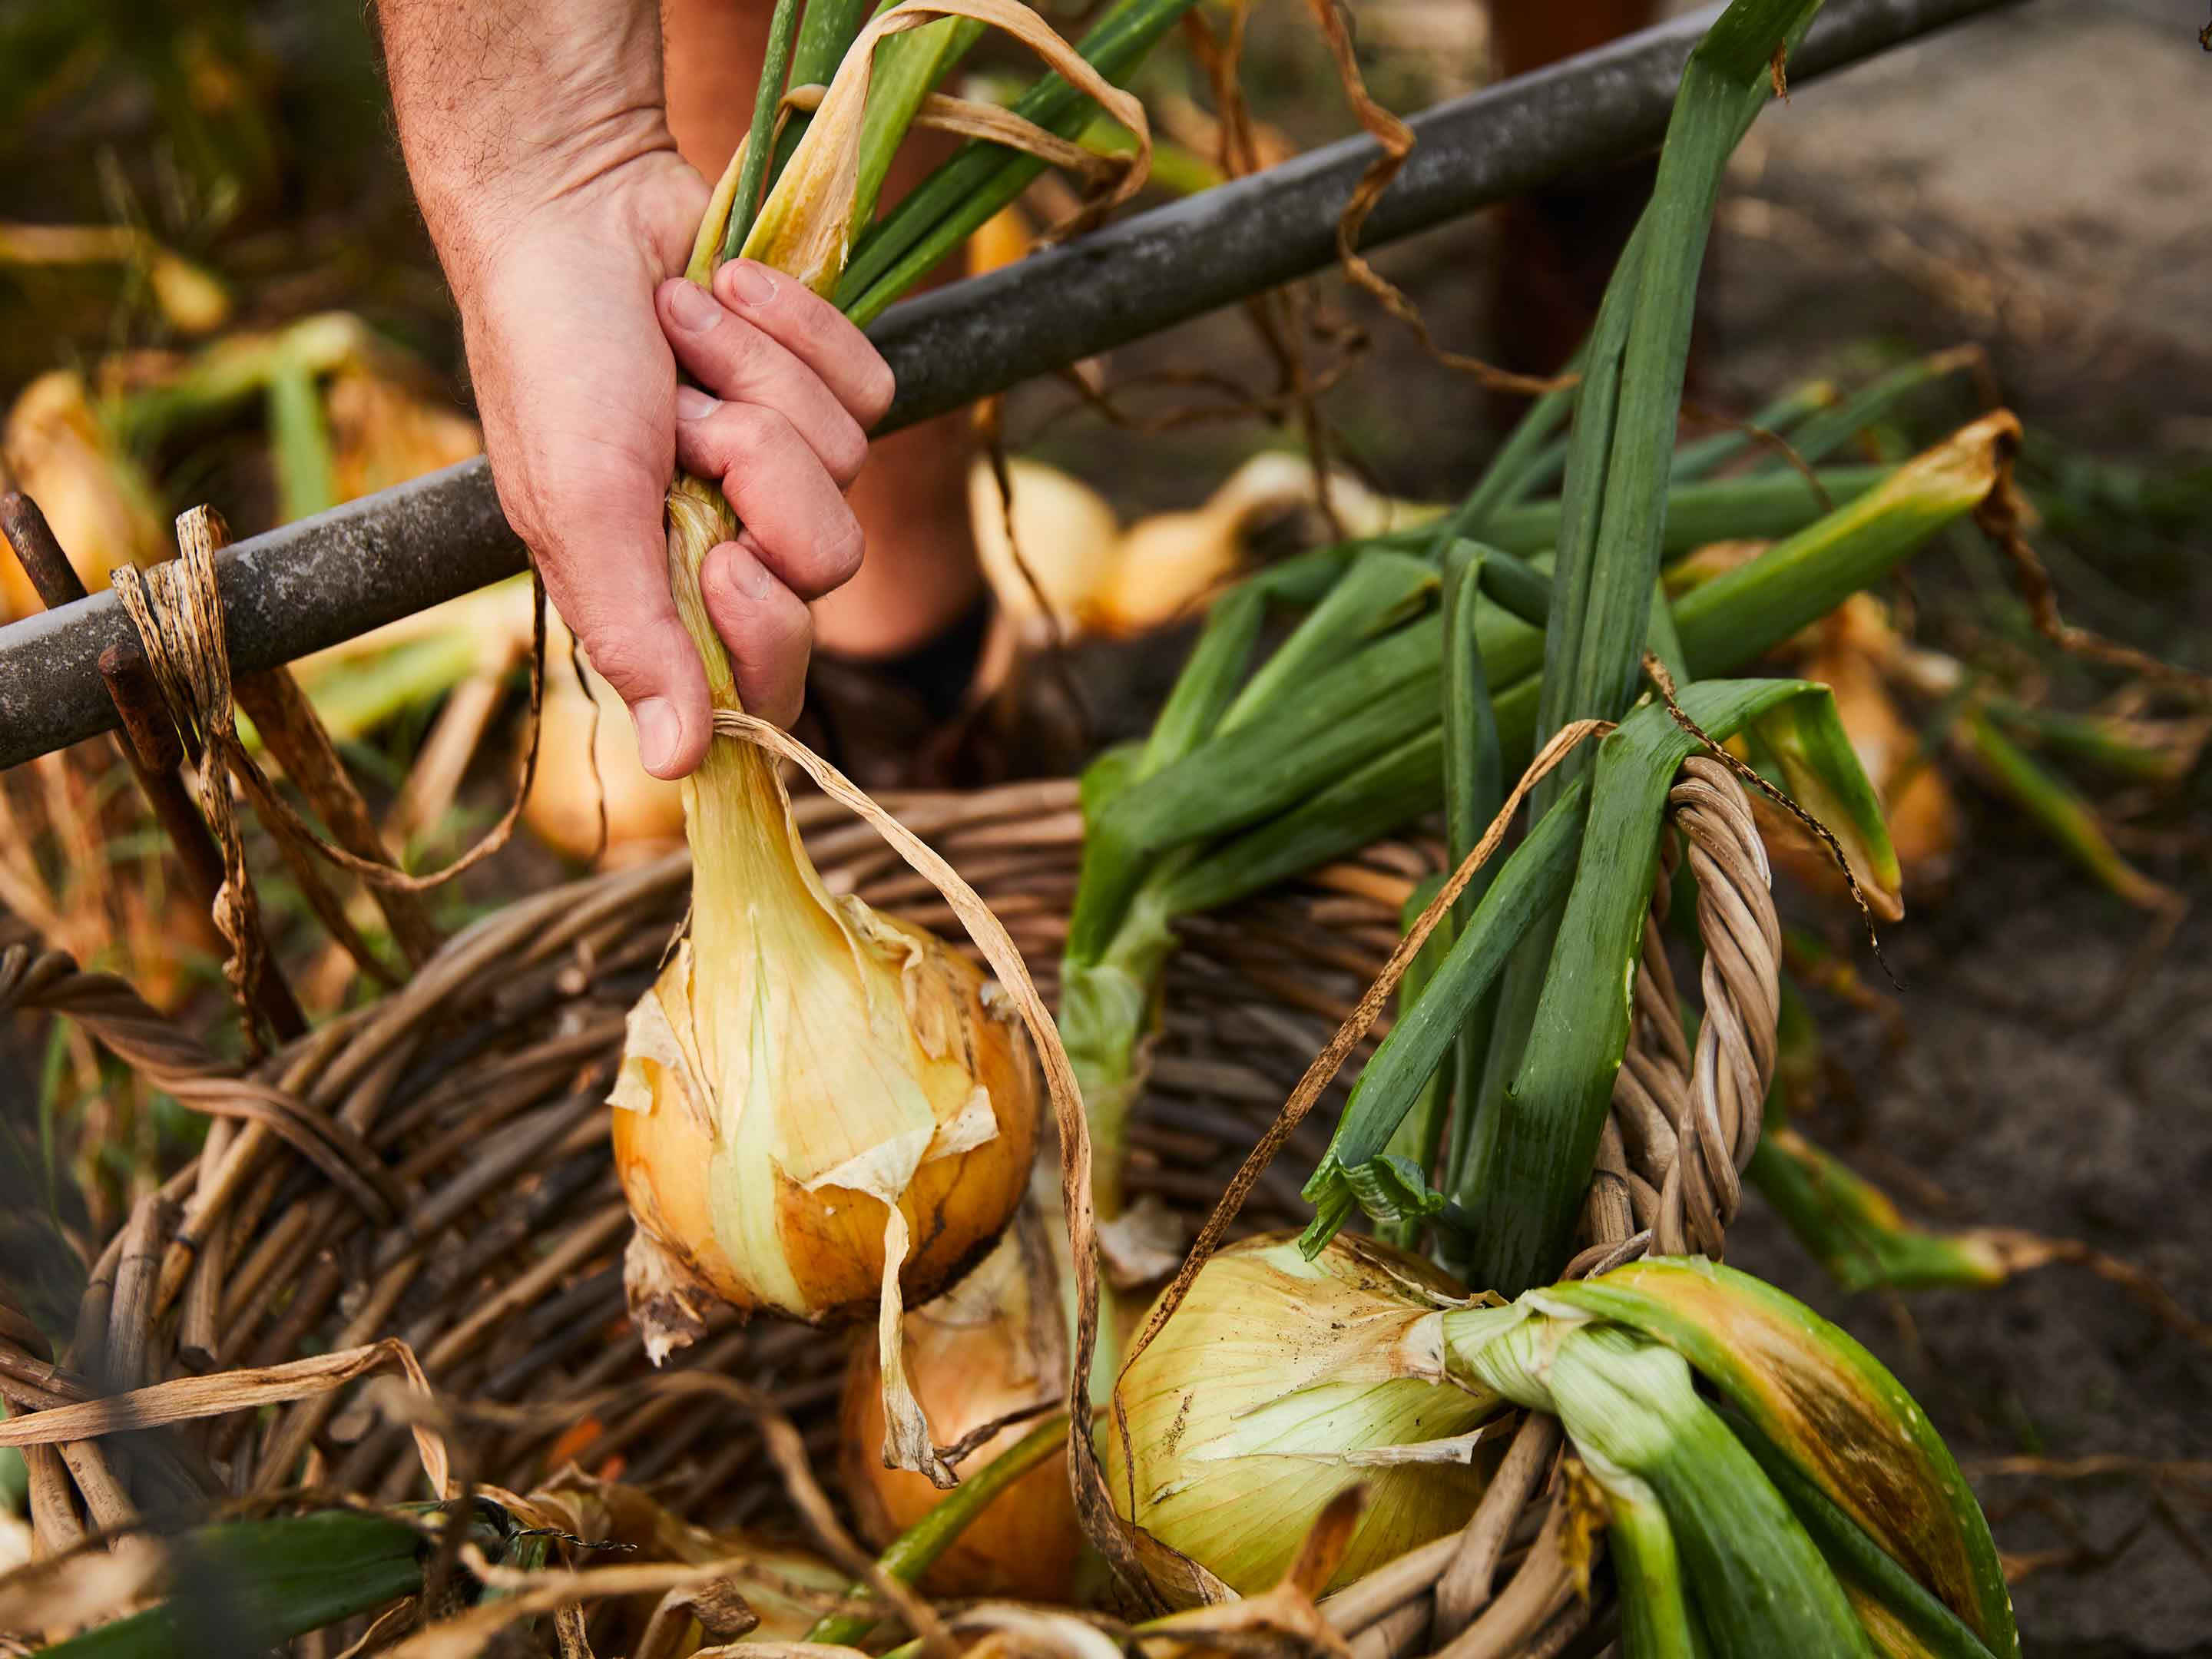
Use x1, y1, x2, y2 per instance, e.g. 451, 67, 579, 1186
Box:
664, 280, 721, 333
634, 697, 681, 775
674, 386, 718, 421
721, 261, 777, 308
737, 536, 783, 598
710, 541, 775, 600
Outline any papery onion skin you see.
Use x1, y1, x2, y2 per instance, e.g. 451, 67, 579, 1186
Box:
1104, 1232, 1502, 1604
839, 1220, 1084, 1599
612, 476, 1042, 1497
611, 911, 1038, 1324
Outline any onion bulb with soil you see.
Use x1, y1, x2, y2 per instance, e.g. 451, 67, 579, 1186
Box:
838, 1206, 1086, 1600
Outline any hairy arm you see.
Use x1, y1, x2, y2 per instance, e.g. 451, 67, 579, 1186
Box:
380, 0, 892, 774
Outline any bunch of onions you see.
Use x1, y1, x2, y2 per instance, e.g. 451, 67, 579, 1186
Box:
968, 449, 1439, 650
1104, 1236, 2018, 1655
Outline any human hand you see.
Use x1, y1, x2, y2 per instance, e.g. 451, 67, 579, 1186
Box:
445, 161, 894, 777
379, 0, 896, 778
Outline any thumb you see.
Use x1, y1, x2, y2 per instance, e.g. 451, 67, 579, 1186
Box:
530, 484, 712, 781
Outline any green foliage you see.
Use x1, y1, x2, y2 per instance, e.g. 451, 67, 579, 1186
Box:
36, 1511, 431, 1658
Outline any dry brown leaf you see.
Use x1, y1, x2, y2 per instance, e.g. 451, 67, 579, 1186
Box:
0, 1339, 447, 1495
0, 1534, 164, 1637
1136, 1488, 1366, 1659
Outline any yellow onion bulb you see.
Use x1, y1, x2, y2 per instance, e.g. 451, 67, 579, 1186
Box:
1103, 1233, 1504, 1605
0, 370, 167, 621
524, 617, 686, 862
969, 456, 1121, 644
839, 1207, 1084, 1600
1088, 454, 1435, 638
965, 200, 1037, 282
610, 912, 1038, 1325
612, 478, 1040, 1486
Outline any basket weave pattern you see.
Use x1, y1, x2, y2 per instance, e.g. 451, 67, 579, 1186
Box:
0, 780, 1423, 1525
0, 757, 1778, 1657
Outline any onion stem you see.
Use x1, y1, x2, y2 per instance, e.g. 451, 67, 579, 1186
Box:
805, 1412, 1071, 1646
767, 0, 879, 192
663, 480, 807, 935
724, 0, 804, 260
1438, 543, 1503, 1199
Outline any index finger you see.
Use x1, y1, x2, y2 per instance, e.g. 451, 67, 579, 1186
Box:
708, 259, 896, 429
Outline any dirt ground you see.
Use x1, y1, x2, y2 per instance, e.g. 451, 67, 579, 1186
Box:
1012, 4, 2212, 1651
1696, 8, 2212, 1652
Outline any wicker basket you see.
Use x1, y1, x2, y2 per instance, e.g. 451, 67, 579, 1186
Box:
0, 782, 1429, 1503
0, 753, 1775, 1658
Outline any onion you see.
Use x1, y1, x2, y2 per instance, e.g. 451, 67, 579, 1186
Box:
524, 614, 687, 862
611, 480, 1040, 1486
0, 370, 166, 620
965, 200, 1038, 282
1108, 1240, 2007, 1654
1104, 1232, 1504, 1604
837, 1174, 1169, 1600
1088, 455, 1435, 637
970, 457, 1122, 645
838, 1206, 1085, 1599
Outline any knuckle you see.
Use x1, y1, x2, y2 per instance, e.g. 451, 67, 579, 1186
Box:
856, 356, 896, 426
825, 414, 869, 487
760, 575, 814, 638
719, 402, 796, 474
783, 290, 830, 346
707, 316, 771, 383
736, 611, 812, 718
816, 508, 864, 588
570, 620, 657, 696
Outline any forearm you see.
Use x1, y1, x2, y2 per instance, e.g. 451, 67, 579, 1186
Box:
375, 0, 892, 773
378, 0, 676, 280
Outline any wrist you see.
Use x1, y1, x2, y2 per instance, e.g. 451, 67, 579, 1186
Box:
442, 153, 706, 313
381, 0, 684, 283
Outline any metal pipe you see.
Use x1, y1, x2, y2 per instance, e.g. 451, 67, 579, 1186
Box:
0, 0, 2014, 771
1, 492, 312, 1034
